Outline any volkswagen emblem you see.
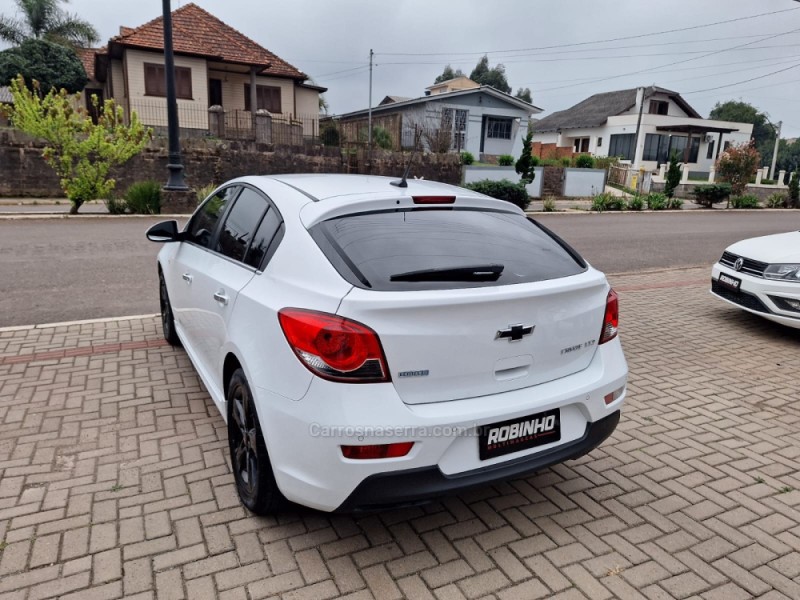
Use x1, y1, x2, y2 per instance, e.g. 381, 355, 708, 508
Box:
733, 257, 744, 271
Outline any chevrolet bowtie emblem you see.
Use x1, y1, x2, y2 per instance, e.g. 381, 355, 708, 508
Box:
496, 324, 534, 342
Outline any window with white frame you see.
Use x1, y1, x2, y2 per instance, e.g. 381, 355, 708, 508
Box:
573, 137, 590, 153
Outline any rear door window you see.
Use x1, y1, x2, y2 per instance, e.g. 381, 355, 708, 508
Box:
310, 209, 587, 291
216, 188, 269, 263
186, 186, 239, 248
244, 206, 283, 270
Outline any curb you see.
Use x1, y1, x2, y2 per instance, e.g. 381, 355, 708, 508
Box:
0, 313, 160, 333
0, 214, 191, 220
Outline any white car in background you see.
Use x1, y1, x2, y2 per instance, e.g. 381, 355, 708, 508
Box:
147, 174, 628, 513
711, 231, 800, 329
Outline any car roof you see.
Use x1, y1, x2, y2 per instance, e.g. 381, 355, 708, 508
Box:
261, 173, 486, 202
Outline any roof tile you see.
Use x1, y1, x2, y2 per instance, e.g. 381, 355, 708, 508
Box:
112, 3, 305, 79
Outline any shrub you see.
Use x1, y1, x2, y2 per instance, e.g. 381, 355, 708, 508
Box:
592, 193, 623, 212
196, 183, 217, 204
594, 156, 619, 170
515, 131, 536, 184
464, 179, 530, 210
717, 142, 760, 196
626, 195, 644, 211
730, 194, 760, 209
319, 122, 340, 146
560, 157, 572, 167
645, 192, 667, 210
790, 172, 799, 207
574, 154, 595, 169
542, 197, 556, 212
765, 192, 788, 208
761, 179, 776, 185
667, 196, 684, 210
125, 181, 161, 214
664, 152, 682, 198
693, 183, 732, 208
105, 197, 127, 214
540, 158, 562, 167
460, 151, 475, 165
498, 154, 515, 166
372, 126, 393, 150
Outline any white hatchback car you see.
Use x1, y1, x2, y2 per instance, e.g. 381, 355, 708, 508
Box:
711, 231, 800, 329
147, 174, 628, 513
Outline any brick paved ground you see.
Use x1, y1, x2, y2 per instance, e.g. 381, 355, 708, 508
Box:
1, 266, 799, 599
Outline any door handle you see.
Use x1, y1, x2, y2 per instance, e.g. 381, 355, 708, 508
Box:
213, 291, 229, 306
182, 273, 193, 284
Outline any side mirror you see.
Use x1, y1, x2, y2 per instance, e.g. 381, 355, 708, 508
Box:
146, 220, 181, 242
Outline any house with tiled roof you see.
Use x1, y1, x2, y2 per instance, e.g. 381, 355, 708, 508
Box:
531, 86, 753, 172
82, 3, 324, 140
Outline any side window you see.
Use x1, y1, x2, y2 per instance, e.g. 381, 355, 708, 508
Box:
187, 186, 239, 248
216, 188, 268, 262
244, 205, 283, 270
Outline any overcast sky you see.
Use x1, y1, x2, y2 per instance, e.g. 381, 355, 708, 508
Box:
12, 0, 800, 136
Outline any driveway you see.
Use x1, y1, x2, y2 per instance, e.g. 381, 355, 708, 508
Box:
1, 267, 799, 599
1, 210, 799, 327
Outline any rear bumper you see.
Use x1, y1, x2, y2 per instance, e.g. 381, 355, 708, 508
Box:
335, 410, 620, 512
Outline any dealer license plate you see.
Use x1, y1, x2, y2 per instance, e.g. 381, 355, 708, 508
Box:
479, 408, 561, 460
718, 273, 741, 292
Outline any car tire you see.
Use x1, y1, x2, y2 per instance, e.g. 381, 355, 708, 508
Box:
159, 271, 181, 347
227, 368, 285, 515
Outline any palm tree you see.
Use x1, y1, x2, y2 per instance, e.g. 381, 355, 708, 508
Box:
0, 0, 99, 47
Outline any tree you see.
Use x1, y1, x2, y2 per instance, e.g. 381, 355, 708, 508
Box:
776, 138, 800, 174
789, 171, 799, 208
434, 64, 464, 84
0, 39, 86, 93
469, 55, 511, 94
717, 141, 761, 198
709, 100, 775, 166
0, 0, 99, 47
515, 131, 536, 184
9, 76, 150, 214
515, 88, 532, 104
664, 151, 682, 198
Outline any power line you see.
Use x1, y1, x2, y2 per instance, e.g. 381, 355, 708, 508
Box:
374, 6, 800, 58
518, 54, 800, 87
311, 65, 369, 79
683, 63, 800, 94
535, 27, 800, 93
378, 44, 800, 67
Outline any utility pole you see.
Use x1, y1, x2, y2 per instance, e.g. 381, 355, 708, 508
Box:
368, 49, 373, 152
770, 120, 782, 181
162, 0, 187, 190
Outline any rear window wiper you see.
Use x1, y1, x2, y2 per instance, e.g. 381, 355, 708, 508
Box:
389, 264, 504, 282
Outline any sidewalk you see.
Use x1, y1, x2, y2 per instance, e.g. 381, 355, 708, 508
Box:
1, 267, 799, 599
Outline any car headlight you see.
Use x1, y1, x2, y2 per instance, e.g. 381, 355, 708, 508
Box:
764, 264, 800, 281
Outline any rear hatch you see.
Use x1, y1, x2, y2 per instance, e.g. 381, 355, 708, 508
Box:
310, 206, 607, 404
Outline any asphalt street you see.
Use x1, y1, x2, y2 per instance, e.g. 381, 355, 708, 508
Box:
1, 211, 798, 327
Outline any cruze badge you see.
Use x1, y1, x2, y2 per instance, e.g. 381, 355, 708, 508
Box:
734, 257, 744, 271
496, 324, 534, 342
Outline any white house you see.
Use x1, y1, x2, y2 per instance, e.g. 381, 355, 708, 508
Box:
335, 81, 543, 160
532, 86, 753, 173
77, 3, 324, 140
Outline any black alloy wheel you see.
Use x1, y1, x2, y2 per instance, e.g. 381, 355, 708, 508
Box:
227, 368, 284, 514
159, 272, 181, 347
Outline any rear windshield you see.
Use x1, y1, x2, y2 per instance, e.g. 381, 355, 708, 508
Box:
310, 208, 587, 291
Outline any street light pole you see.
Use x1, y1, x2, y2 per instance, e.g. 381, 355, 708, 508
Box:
770, 120, 782, 181
162, 0, 188, 190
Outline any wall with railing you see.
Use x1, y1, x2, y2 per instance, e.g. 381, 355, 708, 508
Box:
127, 99, 320, 145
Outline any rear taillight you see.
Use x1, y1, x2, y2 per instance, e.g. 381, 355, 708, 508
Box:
278, 308, 390, 383
599, 289, 619, 344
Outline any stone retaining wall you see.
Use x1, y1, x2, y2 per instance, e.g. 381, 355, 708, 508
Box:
0, 128, 462, 198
